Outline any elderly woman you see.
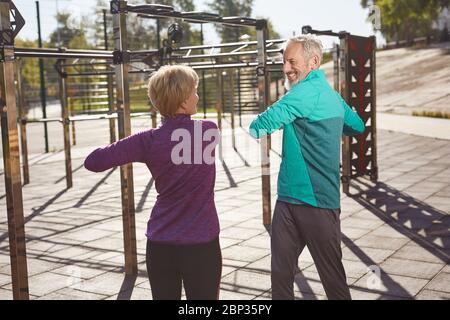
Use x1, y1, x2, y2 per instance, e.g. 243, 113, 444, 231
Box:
84, 65, 222, 300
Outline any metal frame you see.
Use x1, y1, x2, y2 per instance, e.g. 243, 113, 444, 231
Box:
1, 1, 380, 301
340, 34, 378, 193
1, 0, 277, 297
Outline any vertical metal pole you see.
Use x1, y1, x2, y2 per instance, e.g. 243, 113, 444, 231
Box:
57, 58, 72, 189
230, 69, 236, 150
104, 8, 116, 144
15, 59, 29, 185
340, 35, 351, 195
200, 24, 206, 119
333, 43, 340, 92
201, 71, 207, 119
150, 106, 157, 128
220, 71, 225, 120
102, 9, 109, 50
216, 70, 223, 162
150, 17, 160, 127
112, 0, 138, 275
0, 2, 29, 300
370, 36, 378, 182
237, 68, 242, 127
68, 97, 76, 145
266, 71, 272, 152
256, 20, 271, 226
275, 74, 280, 100
107, 77, 116, 142
156, 18, 161, 50
36, 1, 49, 153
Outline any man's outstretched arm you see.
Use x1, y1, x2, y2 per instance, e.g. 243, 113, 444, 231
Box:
249, 83, 319, 139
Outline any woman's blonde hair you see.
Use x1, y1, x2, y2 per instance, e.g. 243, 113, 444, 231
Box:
148, 65, 199, 117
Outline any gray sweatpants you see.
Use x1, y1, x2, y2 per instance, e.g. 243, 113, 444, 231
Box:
271, 200, 351, 300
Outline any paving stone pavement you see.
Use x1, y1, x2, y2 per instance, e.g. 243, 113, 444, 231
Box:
0, 114, 449, 300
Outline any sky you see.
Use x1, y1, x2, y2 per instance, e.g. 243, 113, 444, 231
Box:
13, 0, 383, 49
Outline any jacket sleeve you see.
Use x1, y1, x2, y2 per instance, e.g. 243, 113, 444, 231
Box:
340, 95, 365, 136
84, 131, 151, 173
248, 83, 319, 139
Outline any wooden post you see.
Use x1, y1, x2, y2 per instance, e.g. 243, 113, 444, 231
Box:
0, 1, 29, 300
112, 0, 138, 275
256, 20, 272, 227
340, 35, 351, 194
15, 59, 29, 185
68, 97, 77, 146
216, 69, 223, 162
57, 57, 73, 189
230, 69, 236, 150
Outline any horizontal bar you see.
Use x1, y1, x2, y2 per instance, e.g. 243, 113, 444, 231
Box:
188, 61, 283, 70
21, 112, 153, 124
131, 39, 286, 57
302, 25, 349, 39
68, 95, 109, 100
12, 47, 113, 59
137, 13, 261, 27
15, 47, 111, 55
65, 69, 155, 77
15, 51, 113, 60
171, 48, 282, 60
126, 4, 175, 14
64, 60, 283, 76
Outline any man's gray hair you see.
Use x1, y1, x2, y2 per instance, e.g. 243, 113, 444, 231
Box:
285, 34, 324, 65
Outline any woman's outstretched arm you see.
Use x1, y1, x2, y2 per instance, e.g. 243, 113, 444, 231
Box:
84, 130, 152, 172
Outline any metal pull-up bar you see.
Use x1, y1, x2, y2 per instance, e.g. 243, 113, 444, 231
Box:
134, 7, 262, 28
301, 25, 349, 39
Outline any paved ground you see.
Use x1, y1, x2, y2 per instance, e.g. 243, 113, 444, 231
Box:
0, 113, 449, 300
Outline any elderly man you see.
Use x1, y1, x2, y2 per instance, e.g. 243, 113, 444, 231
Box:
249, 35, 365, 300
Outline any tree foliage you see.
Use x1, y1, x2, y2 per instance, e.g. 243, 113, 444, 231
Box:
361, 0, 447, 42
207, 0, 254, 42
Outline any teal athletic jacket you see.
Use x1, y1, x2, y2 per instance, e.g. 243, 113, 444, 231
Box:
249, 69, 365, 209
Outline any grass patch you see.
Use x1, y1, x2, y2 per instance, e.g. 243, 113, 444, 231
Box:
412, 110, 450, 119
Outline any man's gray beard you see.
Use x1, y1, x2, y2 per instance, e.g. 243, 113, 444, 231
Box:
284, 75, 299, 91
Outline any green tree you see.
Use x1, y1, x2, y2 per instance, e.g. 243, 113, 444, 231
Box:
88, 0, 113, 49
361, 0, 445, 42
118, 0, 200, 49
207, 0, 254, 42
246, 18, 281, 40
49, 12, 90, 48
15, 38, 40, 91
145, 0, 201, 46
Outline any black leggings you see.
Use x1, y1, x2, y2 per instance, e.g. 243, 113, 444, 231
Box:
146, 237, 222, 300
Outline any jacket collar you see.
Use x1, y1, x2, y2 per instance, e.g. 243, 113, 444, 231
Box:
303, 69, 325, 82
162, 114, 191, 124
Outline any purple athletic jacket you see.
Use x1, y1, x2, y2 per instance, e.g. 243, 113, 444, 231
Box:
84, 115, 220, 245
